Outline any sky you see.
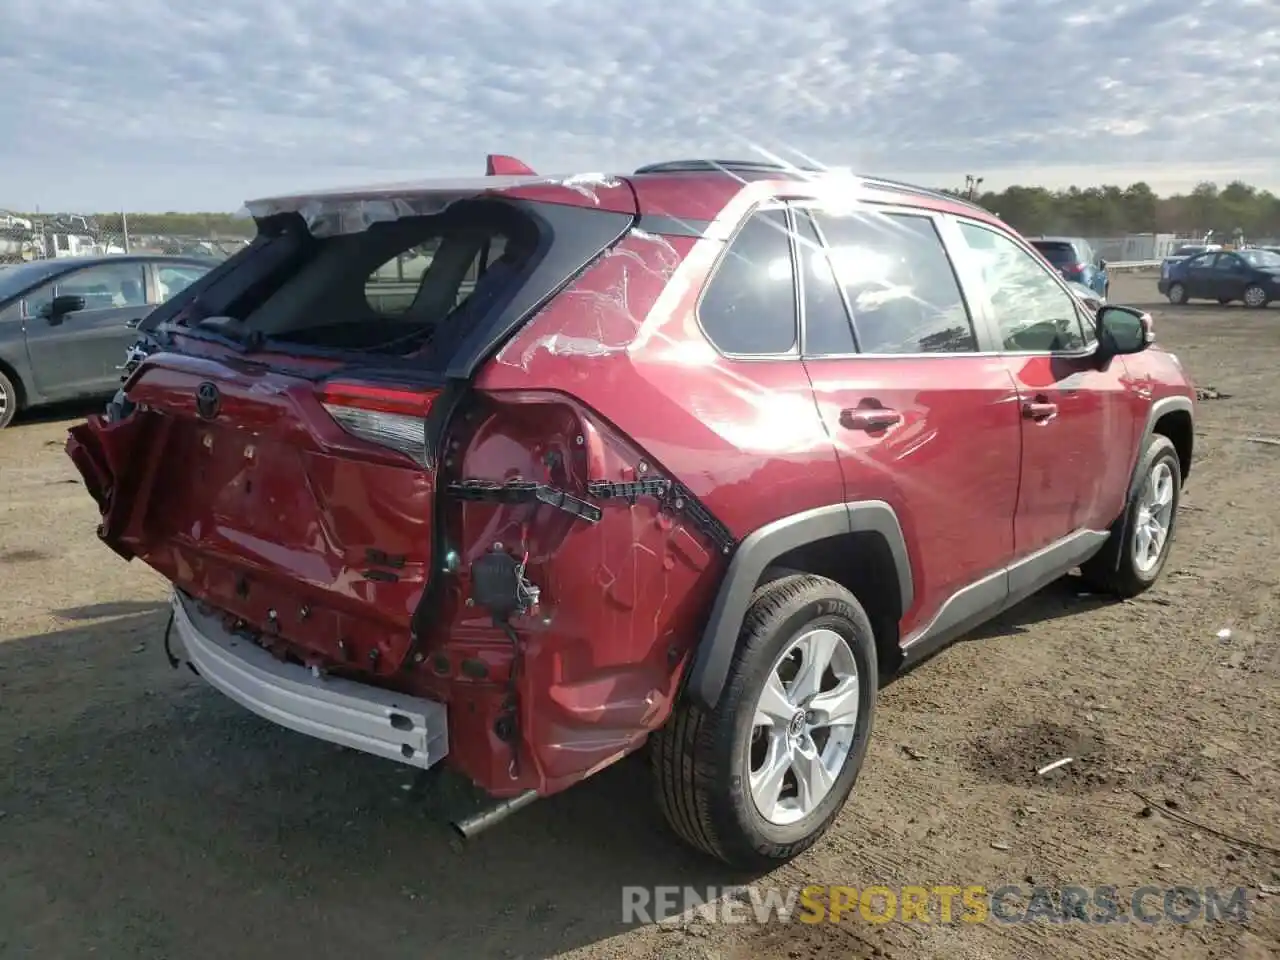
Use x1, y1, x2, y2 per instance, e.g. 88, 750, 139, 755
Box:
1, 0, 1278, 213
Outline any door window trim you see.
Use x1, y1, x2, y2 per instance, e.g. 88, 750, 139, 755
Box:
939, 214, 1098, 359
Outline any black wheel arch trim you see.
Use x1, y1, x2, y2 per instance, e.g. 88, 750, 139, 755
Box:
1112, 394, 1193, 573
1126, 394, 1194, 504
686, 500, 913, 711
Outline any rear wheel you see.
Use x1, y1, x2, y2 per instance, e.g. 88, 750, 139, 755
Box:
1081, 434, 1182, 597
0, 369, 17, 429
1243, 284, 1269, 309
652, 574, 877, 870
1167, 283, 1188, 305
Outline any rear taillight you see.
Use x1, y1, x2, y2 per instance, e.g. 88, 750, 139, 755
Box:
1063, 262, 1084, 275
317, 381, 439, 467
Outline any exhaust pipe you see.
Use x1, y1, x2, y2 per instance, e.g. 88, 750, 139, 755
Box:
451, 789, 539, 839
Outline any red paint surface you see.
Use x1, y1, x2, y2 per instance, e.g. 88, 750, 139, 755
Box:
64, 170, 1196, 802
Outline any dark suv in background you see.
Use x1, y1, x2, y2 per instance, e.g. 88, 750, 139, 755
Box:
65, 158, 1195, 870
1027, 236, 1109, 298
0, 254, 214, 427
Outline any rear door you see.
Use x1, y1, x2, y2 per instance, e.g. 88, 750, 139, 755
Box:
1180, 252, 1219, 299
947, 217, 1133, 561
795, 202, 1022, 639
23, 260, 151, 398
1208, 252, 1250, 301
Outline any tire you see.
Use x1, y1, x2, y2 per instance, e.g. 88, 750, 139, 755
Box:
0, 368, 17, 429
652, 574, 877, 870
1166, 283, 1188, 305
1243, 284, 1269, 309
1080, 434, 1182, 598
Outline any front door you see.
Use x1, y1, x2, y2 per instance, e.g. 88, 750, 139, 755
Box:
23, 260, 151, 399
948, 218, 1133, 562
795, 203, 1023, 639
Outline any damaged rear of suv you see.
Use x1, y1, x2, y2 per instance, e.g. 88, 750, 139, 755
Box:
67, 156, 1194, 871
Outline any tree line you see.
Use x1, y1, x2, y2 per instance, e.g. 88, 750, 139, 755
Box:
946, 180, 1280, 240
20, 179, 1280, 241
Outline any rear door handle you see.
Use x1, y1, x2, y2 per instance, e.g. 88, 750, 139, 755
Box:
1022, 400, 1058, 421
841, 407, 903, 430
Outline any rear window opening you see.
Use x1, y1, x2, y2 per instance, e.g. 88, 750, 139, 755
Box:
1031, 242, 1076, 265
183, 198, 544, 365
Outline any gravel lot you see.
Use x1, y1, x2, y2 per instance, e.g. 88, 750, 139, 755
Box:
1, 273, 1276, 960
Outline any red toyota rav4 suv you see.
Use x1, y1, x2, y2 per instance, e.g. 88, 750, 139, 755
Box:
66, 157, 1195, 870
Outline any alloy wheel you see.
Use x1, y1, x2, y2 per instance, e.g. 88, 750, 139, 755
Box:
748, 627, 860, 825
1133, 460, 1175, 573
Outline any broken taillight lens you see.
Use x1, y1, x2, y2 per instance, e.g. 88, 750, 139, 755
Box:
317, 381, 439, 467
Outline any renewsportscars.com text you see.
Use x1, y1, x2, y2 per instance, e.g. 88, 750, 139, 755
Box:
621, 884, 1250, 926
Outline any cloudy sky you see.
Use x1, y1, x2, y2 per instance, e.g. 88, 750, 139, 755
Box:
2, 0, 1277, 212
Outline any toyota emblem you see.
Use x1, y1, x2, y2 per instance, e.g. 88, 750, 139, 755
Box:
195, 381, 220, 420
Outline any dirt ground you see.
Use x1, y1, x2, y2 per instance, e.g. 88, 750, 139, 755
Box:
1, 272, 1277, 960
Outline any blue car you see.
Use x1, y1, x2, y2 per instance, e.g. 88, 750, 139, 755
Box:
1027, 236, 1109, 298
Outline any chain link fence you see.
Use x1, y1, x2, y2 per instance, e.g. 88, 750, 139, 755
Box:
0, 211, 252, 265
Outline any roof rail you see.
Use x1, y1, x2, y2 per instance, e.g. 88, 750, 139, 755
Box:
859, 175, 989, 214
631, 162, 992, 214
633, 159, 823, 176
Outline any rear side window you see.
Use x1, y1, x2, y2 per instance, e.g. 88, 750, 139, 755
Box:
812, 209, 977, 354
1031, 242, 1076, 266
698, 208, 798, 355
155, 263, 211, 304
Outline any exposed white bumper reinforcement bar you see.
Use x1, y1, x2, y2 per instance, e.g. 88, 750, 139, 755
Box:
170, 589, 449, 770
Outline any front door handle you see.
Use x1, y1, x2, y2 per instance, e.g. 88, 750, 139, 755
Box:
841, 407, 903, 431
1022, 400, 1058, 421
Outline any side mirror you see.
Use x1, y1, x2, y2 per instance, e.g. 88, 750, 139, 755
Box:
41, 294, 87, 323
1098, 258, 1108, 270
1096, 304, 1153, 360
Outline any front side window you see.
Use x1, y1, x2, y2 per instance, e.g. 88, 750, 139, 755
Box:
812, 209, 976, 354
25, 261, 147, 317
698, 208, 797, 355
957, 221, 1087, 353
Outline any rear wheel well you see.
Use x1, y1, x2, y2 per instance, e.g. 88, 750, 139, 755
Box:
1152, 409, 1193, 483
0, 357, 26, 408
760, 532, 904, 674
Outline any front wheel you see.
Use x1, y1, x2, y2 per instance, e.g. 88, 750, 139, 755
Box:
1243, 284, 1269, 309
1081, 434, 1182, 597
652, 574, 877, 870
1167, 283, 1188, 305
0, 368, 17, 429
